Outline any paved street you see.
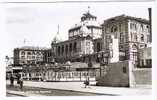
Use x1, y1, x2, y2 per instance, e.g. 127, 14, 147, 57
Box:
6, 85, 108, 96
6, 80, 151, 96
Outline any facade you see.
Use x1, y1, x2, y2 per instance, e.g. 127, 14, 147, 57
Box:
138, 46, 152, 68
68, 11, 102, 40
11, 9, 152, 85
51, 11, 102, 63
13, 46, 48, 65
102, 15, 151, 66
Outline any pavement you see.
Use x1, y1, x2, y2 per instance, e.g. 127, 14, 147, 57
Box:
6, 80, 152, 96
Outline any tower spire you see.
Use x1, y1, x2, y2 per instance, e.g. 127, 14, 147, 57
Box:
57, 24, 59, 34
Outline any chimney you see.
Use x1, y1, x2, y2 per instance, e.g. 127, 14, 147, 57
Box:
148, 8, 152, 43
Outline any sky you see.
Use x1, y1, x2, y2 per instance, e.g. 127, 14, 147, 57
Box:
0, 2, 153, 66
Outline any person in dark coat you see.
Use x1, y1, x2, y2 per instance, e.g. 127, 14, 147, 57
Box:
17, 73, 20, 84
19, 76, 23, 90
10, 74, 14, 86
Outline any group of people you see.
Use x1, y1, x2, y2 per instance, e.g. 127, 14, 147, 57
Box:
10, 73, 23, 90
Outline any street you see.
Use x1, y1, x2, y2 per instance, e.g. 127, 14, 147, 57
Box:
6, 80, 151, 96
6, 85, 111, 96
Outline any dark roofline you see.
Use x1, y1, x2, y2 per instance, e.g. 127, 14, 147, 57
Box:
68, 26, 81, 33
102, 14, 149, 25
14, 46, 49, 51
53, 35, 93, 45
81, 12, 97, 18
69, 25, 101, 33
87, 25, 101, 29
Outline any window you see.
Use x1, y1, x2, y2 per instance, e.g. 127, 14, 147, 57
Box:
130, 23, 132, 29
110, 50, 113, 58
58, 46, 60, 56
123, 67, 127, 73
134, 34, 138, 41
73, 42, 77, 52
27, 52, 31, 55
134, 24, 137, 30
132, 52, 138, 61
141, 59, 144, 66
97, 42, 101, 52
147, 35, 150, 42
120, 33, 124, 43
65, 45, 68, 55
21, 51, 25, 55
21, 56, 25, 59
62, 45, 64, 55
141, 34, 144, 42
141, 24, 144, 31
119, 24, 122, 32
32, 51, 36, 55
32, 56, 35, 59
111, 27, 114, 32
110, 38, 113, 43
130, 32, 133, 41
69, 43, 72, 52
146, 59, 152, 66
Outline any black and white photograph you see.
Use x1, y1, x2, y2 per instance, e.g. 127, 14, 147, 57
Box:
1, 1, 154, 98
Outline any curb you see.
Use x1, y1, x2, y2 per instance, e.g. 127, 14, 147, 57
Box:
7, 92, 27, 97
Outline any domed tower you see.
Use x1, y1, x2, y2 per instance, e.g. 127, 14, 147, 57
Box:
51, 25, 62, 50
51, 25, 62, 45
68, 7, 102, 40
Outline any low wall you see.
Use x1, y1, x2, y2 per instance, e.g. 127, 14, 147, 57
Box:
133, 68, 152, 85
96, 61, 129, 87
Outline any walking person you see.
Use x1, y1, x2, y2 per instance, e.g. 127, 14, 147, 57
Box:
19, 75, 23, 90
10, 74, 14, 87
84, 76, 89, 88
17, 73, 20, 84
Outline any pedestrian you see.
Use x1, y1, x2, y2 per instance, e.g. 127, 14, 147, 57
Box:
19, 76, 23, 90
84, 77, 89, 88
10, 74, 14, 86
17, 73, 20, 84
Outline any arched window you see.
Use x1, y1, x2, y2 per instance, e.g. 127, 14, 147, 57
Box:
114, 27, 117, 32
69, 43, 72, 53
97, 42, 101, 52
58, 46, 60, 56
61, 45, 64, 55
27, 52, 31, 55
134, 34, 138, 41
65, 45, 68, 55
141, 34, 144, 42
111, 26, 114, 32
73, 42, 77, 52
21, 51, 25, 55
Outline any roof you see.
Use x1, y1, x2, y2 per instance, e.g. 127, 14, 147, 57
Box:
81, 12, 97, 19
102, 14, 149, 25
68, 26, 81, 32
68, 25, 101, 33
14, 46, 49, 51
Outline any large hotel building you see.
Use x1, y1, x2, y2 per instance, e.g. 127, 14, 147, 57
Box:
10, 9, 152, 86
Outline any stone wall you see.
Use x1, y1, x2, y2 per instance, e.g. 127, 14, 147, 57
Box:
132, 68, 152, 85
96, 60, 152, 87
96, 61, 130, 87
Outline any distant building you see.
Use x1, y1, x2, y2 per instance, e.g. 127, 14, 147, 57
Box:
102, 15, 151, 66
13, 46, 48, 65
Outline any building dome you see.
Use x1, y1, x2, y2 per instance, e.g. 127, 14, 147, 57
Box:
52, 25, 62, 43
80, 24, 89, 34
52, 32, 62, 44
